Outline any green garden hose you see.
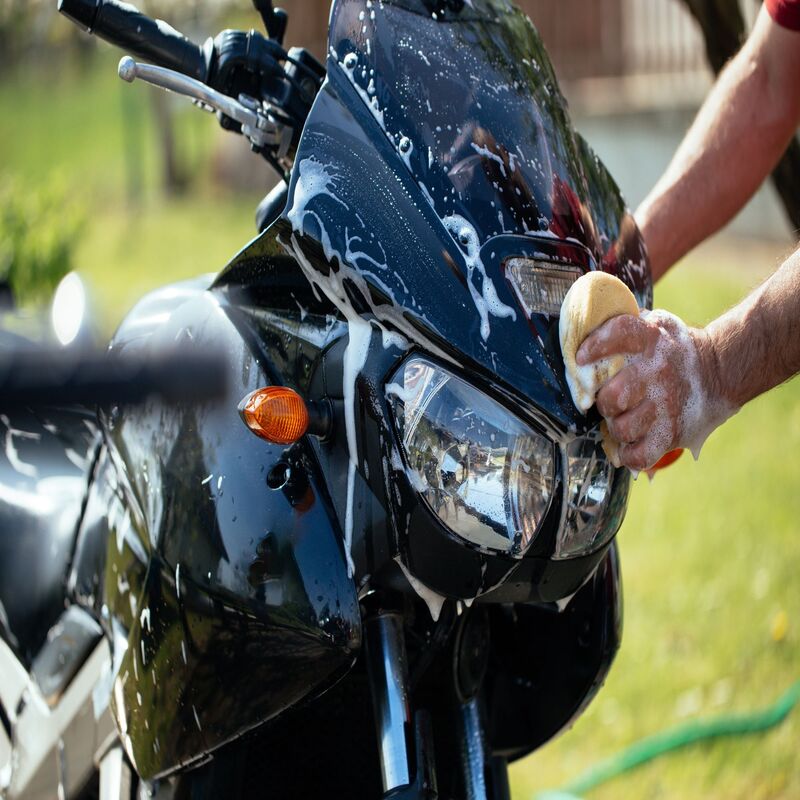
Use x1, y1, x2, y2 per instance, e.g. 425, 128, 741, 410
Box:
535, 680, 800, 800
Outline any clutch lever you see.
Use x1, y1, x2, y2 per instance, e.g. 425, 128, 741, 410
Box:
118, 56, 291, 157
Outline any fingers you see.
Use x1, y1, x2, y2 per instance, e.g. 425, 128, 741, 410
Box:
596, 363, 646, 418
617, 439, 657, 472
570, 309, 691, 471
576, 314, 649, 366
606, 400, 657, 445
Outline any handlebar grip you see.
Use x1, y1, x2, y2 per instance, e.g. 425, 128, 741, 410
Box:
58, 0, 208, 81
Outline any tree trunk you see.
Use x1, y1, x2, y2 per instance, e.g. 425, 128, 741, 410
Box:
679, 0, 800, 232
150, 90, 188, 195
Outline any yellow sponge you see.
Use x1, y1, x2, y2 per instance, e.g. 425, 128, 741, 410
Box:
559, 271, 639, 465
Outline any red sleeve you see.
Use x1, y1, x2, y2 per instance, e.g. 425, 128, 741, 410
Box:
766, 0, 800, 31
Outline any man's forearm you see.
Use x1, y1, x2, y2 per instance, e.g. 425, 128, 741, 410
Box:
636, 9, 800, 280
700, 247, 800, 409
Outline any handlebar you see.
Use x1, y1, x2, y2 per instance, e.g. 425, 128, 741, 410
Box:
57, 0, 209, 81
57, 0, 325, 180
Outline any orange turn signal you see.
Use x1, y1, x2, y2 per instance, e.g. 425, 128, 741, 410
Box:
239, 386, 309, 445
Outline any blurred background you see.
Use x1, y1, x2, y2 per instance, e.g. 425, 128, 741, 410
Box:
1, 0, 798, 797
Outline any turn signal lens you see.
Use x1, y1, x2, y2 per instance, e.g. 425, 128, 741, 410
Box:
239, 387, 309, 444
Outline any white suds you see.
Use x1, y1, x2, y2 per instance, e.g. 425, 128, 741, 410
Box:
286, 153, 489, 575
396, 558, 446, 621
441, 215, 516, 340
570, 308, 738, 468
470, 142, 507, 177
337, 50, 385, 128
643, 311, 737, 462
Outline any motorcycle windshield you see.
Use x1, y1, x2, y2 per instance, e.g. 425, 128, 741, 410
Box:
332, 0, 593, 246
273, 0, 649, 431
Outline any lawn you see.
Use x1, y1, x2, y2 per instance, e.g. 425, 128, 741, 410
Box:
2, 43, 799, 800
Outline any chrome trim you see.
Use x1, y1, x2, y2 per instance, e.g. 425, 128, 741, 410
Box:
117, 57, 290, 155
364, 612, 411, 791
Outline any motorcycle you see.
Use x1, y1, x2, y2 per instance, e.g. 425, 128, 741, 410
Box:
0, 0, 652, 796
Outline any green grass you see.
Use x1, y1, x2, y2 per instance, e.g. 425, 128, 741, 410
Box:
510, 248, 800, 800
75, 196, 258, 332
3, 52, 800, 800
0, 50, 261, 331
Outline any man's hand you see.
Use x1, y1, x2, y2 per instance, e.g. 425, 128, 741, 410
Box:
576, 311, 720, 471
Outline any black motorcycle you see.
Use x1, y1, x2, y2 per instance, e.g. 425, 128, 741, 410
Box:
0, 0, 651, 796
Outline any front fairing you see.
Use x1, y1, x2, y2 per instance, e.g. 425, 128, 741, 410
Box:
216, 0, 650, 595
282, 0, 650, 434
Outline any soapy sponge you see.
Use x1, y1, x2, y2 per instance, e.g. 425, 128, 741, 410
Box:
559, 271, 640, 464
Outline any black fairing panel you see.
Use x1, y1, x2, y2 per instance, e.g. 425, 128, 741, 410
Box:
485, 543, 622, 758
309, 0, 644, 422
212, 0, 646, 602
103, 283, 361, 779
0, 407, 98, 665
218, 0, 651, 436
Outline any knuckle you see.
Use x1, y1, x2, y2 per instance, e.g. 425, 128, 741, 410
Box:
619, 445, 643, 471
608, 414, 630, 443
596, 386, 615, 417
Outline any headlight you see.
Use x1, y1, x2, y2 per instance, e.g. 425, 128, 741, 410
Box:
387, 358, 555, 557
554, 435, 617, 559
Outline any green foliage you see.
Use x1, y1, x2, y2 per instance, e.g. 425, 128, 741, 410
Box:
0, 180, 84, 306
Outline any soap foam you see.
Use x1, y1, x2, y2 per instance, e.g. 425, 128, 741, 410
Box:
441, 215, 516, 340
620, 310, 738, 467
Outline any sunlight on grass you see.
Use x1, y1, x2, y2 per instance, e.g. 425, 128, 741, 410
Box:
75, 196, 258, 334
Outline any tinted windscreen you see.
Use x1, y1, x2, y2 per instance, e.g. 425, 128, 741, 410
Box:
329, 0, 601, 249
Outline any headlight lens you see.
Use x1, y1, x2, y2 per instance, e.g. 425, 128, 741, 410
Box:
387, 359, 554, 557
554, 435, 616, 559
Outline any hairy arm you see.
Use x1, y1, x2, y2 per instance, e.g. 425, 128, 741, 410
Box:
702, 246, 800, 408
636, 7, 800, 281
576, 246, 800, 470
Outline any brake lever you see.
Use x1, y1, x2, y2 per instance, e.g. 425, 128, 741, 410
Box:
118, 56, 291, 156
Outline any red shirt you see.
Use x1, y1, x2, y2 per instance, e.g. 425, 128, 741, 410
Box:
767, 0, 800, 31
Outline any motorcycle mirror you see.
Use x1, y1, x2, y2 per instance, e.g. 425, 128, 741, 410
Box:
51, 271, 95, 349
